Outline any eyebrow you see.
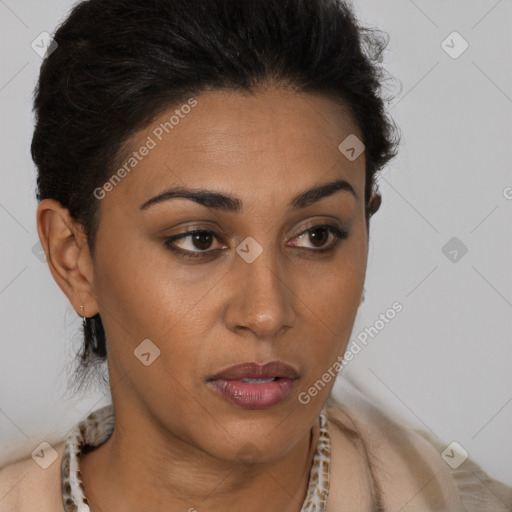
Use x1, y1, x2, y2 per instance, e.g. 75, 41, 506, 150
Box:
139, 178, 357, 212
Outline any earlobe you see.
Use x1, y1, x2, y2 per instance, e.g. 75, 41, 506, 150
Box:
36, 199, 98, 316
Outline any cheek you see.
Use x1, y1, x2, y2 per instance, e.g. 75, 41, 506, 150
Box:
92, 220, 184, 326
92, 227, 224, 384
295, 231, 367, 364
301, 225, 366, 309
91, 237, 209, 418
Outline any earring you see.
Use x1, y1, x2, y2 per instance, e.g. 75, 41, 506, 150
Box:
79, 305, 87, 327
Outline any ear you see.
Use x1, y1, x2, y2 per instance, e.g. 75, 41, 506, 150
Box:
368, 192, 382, 216
36, 199, 98, 317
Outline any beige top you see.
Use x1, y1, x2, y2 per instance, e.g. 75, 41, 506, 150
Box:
1, 377, 511, 511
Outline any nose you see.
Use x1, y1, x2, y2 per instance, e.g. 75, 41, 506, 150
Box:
223, 243, 297, 341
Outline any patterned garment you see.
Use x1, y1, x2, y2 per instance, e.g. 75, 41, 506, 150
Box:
61, 405, 331, 512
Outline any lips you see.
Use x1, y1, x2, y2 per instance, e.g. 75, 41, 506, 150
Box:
207, 361, 300, 409
208, 361, 299, 381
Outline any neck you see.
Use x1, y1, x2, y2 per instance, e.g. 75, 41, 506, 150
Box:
79, 403, 319, 512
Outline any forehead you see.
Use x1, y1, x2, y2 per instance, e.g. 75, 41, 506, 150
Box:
102, 86, 365, 211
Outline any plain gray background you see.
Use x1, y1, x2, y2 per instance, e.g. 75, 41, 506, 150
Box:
0, 0, 511, 486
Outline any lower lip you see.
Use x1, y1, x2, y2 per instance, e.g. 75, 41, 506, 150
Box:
208, 378, 297, 409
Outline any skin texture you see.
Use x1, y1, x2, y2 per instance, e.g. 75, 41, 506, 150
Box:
36, 85, 380, 512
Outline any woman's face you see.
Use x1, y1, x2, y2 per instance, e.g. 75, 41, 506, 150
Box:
87, 86, 368, 462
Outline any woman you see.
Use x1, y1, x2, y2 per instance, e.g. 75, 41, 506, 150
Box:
0, 0, 511, 510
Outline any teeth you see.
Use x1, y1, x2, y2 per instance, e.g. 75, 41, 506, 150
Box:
241, 378, 276, 383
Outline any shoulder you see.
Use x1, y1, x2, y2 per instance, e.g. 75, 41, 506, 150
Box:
411, 427, 512, 511
0, 442, 65, 512
324, 391, 466, 512
324, 383, 512, 512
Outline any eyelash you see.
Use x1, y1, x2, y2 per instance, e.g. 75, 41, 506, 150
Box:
163, 224, 348, 260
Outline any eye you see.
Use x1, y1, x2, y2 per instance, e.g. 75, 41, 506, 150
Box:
290, 224, 348, 253
164, 229, 226, 259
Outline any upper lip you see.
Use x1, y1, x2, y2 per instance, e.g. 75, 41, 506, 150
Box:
209, 361, 299, 381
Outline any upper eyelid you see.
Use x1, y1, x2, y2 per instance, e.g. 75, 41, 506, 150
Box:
174, 223, 338, 237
